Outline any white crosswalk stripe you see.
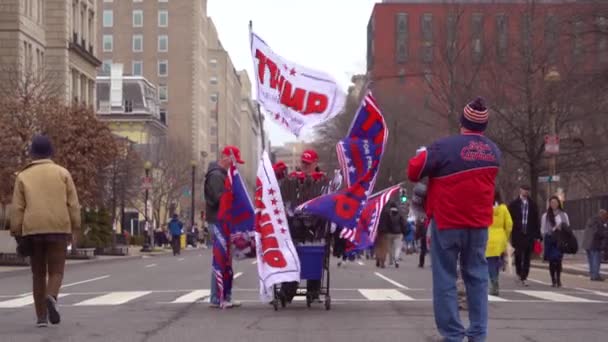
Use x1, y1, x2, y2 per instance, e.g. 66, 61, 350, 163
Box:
359, 289, 414, 301
171, 290, 210, 304
515, 290, 599, 303
0, 294, 67, 308
488, 295, 508, 302
74, 291, 151, 306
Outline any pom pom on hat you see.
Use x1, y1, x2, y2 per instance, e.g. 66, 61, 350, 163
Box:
461, 97, 489, 131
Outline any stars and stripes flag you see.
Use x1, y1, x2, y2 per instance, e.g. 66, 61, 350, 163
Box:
341, 185, 401, 255
299, 90, 388, 230
216, 164, 255, 306
255, 151, 300, 302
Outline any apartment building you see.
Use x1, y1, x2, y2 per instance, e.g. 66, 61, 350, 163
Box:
97, 0, 209, 163
0, 0, 101, 104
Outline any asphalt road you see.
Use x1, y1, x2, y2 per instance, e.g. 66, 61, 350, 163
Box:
1, 248, 607, 342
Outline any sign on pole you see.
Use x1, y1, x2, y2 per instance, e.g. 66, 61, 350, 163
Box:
544, 135, 560, 154
142, 176, 152, 191
538, 175, 560, 183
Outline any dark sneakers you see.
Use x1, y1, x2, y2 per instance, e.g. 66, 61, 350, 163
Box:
46, 295, 61, 325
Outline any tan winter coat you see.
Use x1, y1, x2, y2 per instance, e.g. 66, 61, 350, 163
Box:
10, 159, 81, 237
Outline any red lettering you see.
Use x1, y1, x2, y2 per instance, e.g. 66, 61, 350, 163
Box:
255, 49, 279, 88
275, 74, 286, 93
261, 234, 279, 251
361, 112, 385, 145
280, 81, 306, 111
264, 250, 287, 268
256, 213, 287, 268
303, 92, 329, 114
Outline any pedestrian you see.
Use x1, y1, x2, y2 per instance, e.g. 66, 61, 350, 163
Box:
168, 214, 183, 256
375, 205, 391, 268
204, 145, 244, 308
407, 97, 501, 342
415, 217, 428, 268
582, 209, 607, 281
383, 202, 406, 268
541, 196, 570, 287
10, 135, 81, 327
508, 185, 541, 287
486, 190, 513, 296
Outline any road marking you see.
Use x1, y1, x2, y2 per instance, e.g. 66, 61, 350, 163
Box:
574, 288, 608, 297
61, 275, 110, 289
516, 290, 598, 302
171, 290, 210, 303
0, 294, 67, 308
527, 278, 552, 286
357, 261, 365, 266
234, 272, 243, 279
145, 264, 157, 268
142, 255, 151, 259
74, 291, 151, 306
359, 289, 413, 301
178, 258, 185, 261
374, 272, 409, 289
252, 260, 257, 265
488, 295, 509, 302
198, 254, 203, 257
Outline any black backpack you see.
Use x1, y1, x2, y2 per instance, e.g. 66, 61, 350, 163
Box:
204, 169, 222, 209
556, 225, 578, 254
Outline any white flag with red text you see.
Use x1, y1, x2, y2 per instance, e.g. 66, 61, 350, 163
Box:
254, 151, 300, 302
250, 31, 346, 137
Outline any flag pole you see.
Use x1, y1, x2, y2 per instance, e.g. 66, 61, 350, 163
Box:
249, 20, 267, 153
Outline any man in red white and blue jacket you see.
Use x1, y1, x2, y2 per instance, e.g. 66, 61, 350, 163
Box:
407, 97, 500, 342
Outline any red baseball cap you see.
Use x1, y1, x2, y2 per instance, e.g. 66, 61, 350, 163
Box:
222, 145, 245, 164
273, 161, 287, 172
301, 149, 319, 164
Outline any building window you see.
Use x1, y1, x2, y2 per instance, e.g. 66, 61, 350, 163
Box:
367, 17, 374, 70
496, 14, 508, 63
545, 15, 559, 64
103, 10, 113, 27
598, 16, 608, 63
420, 13, 433, 63
133, 34, 143, 52
158, 60, 168, 77
521, 14, 532, 60
159, 0, 168, 3
210, 77, 218, 85
159, 109, 167, 125
158, 35, 168, 52
395, 13, 408, 64
471, 13, 484, 64
102, 60, 112, 74
573, 20, 584, 60
133, 0, 143, 2
210, 126, 218, 136
210, 58, 218, 67
159, 85, 168, 101
447, 14, 457, 61
132, 61, 143, 76
210, 93, 218, 102
103, 35, 113, 52
210, 143, 218, 154
104, 0, 113, 2
133, 10, 143, 27
158, 10, 168, 27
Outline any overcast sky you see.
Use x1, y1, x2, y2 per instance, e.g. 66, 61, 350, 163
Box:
207, 0, 380, 147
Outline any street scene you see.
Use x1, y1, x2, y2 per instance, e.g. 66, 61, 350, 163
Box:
1, 248, 607, 342
1, 0, 608, 342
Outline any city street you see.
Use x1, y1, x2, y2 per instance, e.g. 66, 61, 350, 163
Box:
1, 249, 607, 342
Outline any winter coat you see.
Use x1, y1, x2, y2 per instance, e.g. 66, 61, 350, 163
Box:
10, 159, 81, 237
541, 210, 570, 262
485, 204, 513, 257
204, 162, 227, 224
508, 197, 541, 250
168, 218, 183, 236
582, 216, 607, 251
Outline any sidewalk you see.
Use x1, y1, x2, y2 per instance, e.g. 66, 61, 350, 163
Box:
530, 253, 608, 278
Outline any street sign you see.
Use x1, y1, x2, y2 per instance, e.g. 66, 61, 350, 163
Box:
538, 175, 560, 183
142, 176, 152, 190
544, 135, 560, 154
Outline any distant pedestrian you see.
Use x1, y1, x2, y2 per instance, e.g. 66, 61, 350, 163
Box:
383, 202, 406, 268
541, 196, 570, 288
508, 185, 541, 287
407, 97, 501, 341
168, 214, 183, 256
375, 205, 391, 268
10, 135, 81, 327
415, 217, 428, 268
582, 209, 607, 281
486, 190, 513, 296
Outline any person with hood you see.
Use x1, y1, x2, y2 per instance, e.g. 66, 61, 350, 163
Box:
204, 145, 245, 308
10, 135, 81, 327
582, 209, 607, 281
486, 190, 513, 296
407, 97, 501, 341
168, 214, 184, 256
383, 202, 406, 268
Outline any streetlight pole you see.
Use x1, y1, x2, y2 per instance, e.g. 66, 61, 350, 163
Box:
191, 160, 196, 229
544, 68, 560, 202
144, 161, 152, 251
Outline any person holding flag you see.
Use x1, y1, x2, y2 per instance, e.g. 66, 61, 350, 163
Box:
204, 145, 247, 309
289, 149, 326, 182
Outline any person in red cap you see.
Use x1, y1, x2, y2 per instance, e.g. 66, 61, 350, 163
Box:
204, 145, 245, 309
273, 161, 288, 180
289, 149, 326, 181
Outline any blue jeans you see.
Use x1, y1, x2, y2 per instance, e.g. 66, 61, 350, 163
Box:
430, 221, 489, 342
209, 223, 232, 305
586, 249, 602, 280
487, 257, 501, 282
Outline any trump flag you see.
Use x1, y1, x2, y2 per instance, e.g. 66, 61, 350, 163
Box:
255, 152, 300, 302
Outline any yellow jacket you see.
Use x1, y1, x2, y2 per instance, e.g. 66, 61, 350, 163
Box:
10, 160, 81, 237
485, 203, 513, 257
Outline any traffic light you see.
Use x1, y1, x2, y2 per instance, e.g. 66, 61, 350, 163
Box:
400, 189, 407, 203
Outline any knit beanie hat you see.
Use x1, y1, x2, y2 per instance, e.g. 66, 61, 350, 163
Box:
461, 97, 489, 132
30, 135, 53, 159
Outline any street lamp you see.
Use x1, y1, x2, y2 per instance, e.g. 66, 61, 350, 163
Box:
143, 161, 152, 251
191, 160, 197, 230
544, 68, 561, 202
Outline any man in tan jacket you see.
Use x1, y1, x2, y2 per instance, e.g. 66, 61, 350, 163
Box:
10, 135, 81, 327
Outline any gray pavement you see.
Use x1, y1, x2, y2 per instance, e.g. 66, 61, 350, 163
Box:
1, 249, 607, 342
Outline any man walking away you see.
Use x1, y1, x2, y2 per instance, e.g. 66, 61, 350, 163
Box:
407, 97, 501, 342
10, 135, 81, 327
384, 202, 406, 268
204, 145, 245, 308
508, 185, 541, 287
168, 214, 183, 256
582, 209, 607, 281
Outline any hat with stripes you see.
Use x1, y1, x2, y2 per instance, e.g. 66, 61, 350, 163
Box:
461, 97, 489, 132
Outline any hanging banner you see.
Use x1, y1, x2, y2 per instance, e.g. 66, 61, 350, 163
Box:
250, 31, 346, 137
